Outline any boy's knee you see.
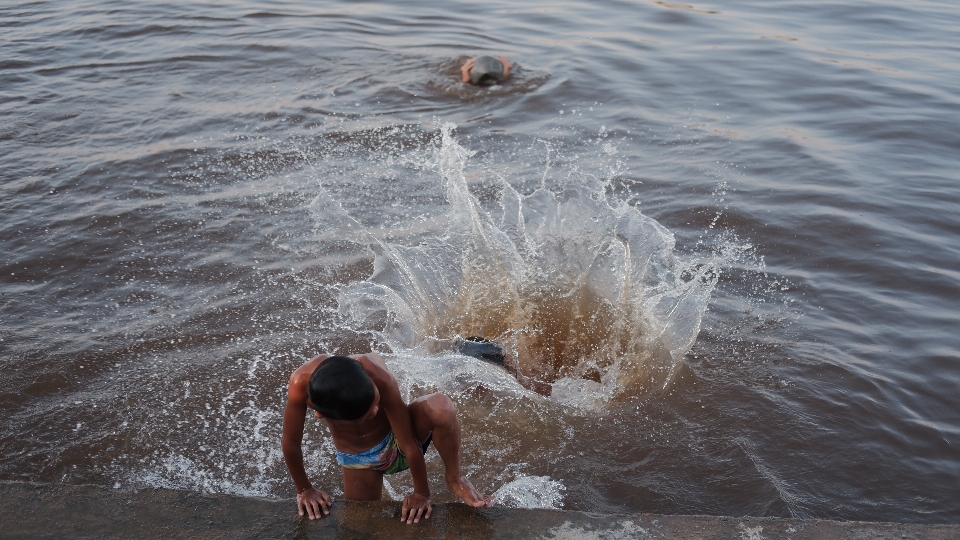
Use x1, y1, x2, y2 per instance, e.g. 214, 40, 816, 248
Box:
421, 392, 457, 423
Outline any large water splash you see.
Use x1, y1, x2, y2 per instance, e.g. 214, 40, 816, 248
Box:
123, 122, 722, 505
319, 123, 718, 406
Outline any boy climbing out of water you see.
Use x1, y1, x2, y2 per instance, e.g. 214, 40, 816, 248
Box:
281, 352, 494, 524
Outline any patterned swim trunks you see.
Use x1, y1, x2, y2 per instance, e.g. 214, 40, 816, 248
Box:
335, 430, 432, 475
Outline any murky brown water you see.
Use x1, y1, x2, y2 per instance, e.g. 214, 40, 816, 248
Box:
2, 0, 959, 522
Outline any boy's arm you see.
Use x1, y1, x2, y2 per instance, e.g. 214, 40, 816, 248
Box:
281, 368, 332, 520
361, 355, 433, 524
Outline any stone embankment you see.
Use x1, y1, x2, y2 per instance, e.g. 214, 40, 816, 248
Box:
1, 481, 957, 539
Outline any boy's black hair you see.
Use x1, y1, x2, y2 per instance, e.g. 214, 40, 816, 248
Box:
308, 356, 376, 421
469, 55, 504, 85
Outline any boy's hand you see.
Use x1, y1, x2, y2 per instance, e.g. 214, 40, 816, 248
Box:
497, 56, 512, 79
297, 487, 332, 520
461, 58, 476, 83
401, 493, 432, 524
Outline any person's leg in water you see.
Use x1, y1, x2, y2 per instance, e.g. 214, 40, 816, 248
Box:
341, 467, 384, 501
408, 393, 493, 507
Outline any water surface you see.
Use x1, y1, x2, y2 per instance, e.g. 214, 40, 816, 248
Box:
2, 0, 959, 522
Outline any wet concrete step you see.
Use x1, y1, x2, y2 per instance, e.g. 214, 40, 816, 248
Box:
1, 481, 956, 539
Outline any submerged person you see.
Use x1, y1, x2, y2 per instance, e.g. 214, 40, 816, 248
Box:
454, 336, 552, 396
461, 55, 512, 85
281, 352, 494, 524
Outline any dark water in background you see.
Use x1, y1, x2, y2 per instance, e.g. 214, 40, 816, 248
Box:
3, 0, 960, 523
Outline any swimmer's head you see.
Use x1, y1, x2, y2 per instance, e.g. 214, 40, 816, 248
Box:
308, 356, 376, 421
469, 55, 505, 85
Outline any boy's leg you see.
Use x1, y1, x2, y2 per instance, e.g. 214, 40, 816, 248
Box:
342, 468, 384, 501
408, 393, 493, 507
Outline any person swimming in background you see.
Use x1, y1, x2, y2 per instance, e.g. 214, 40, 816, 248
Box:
461, 55, 512, 85
281, 352, 494, 525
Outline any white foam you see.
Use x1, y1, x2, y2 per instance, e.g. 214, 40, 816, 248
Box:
543, 520, 652, 540
492, 475, 565, 509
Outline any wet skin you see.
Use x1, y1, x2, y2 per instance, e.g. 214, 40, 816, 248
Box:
281, 353, 493, 524
460, 56, 513, 84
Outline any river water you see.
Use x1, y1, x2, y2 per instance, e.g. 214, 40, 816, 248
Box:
2, 0, 959, 523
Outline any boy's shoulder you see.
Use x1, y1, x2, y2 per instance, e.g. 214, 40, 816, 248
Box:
355, 352, 388, 373
353, 353, 399, 391
290, 354, 329, 384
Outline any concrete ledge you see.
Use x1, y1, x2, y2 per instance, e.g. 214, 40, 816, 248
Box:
1, 481, 957, 539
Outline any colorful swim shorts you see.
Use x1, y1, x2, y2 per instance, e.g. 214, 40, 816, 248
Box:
335, 430, 432, 475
